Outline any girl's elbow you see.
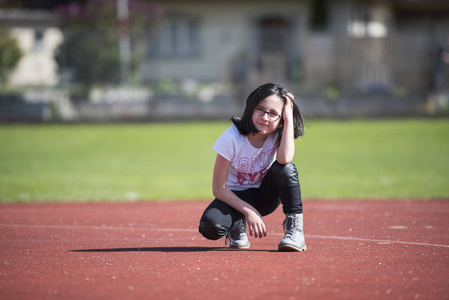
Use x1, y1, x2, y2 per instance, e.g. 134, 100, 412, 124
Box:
212, 187, 219, 198
276, 148, 295, 165
212, 185, 225, 199
277, 154, 294, 165
277, 158, 292, 165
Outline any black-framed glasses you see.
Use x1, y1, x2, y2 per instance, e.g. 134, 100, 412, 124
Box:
254, 107, 282, 122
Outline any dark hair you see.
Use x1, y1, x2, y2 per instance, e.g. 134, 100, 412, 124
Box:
231, 83, 305, 144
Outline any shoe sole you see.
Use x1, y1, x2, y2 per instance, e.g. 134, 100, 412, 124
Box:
229, 244, 250, 250
278, 243, 307, 252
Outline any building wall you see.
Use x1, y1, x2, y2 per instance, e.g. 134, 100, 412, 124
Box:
139, 1, 308, 85
393, 9, 449, 90
302, 0, 395, 91
140, 0, 407, 92
3, 1, 447, 93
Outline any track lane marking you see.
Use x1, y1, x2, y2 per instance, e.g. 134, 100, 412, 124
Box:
1, 223, 448, 248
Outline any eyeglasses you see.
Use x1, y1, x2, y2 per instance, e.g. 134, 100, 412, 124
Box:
254, 107, 282, 122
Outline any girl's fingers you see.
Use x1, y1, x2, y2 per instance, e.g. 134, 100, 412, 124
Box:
247, 217, 266, 238
255, 223, 266, 238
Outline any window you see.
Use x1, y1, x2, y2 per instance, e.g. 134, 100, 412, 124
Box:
309, 0, 329, 31
348, 4, 387, 38
148, 15, 200, 57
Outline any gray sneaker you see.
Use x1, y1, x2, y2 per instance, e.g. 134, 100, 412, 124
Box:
226, 219, 250, 249
278, 213, 307, 252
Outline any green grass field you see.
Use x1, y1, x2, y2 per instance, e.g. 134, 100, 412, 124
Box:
1, 119, 448, 202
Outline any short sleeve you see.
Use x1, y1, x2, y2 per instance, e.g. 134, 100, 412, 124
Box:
212, 126, 236, 162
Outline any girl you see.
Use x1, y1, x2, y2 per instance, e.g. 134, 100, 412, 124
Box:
198, 83, 307, 251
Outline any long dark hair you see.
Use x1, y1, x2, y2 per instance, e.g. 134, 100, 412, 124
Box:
231, 83, 305, 144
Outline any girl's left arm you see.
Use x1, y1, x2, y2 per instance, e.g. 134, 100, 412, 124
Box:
277, 93, 295, 164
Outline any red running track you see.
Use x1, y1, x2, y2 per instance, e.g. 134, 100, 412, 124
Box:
0, 200, 448, 300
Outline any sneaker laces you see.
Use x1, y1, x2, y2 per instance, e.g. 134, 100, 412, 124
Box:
282, 215, 300, 239
226, 219, 246, 248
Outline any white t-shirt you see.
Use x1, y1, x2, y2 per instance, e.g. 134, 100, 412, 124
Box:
212, 125, 278, 191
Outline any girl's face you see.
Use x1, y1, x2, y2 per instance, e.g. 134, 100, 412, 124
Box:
251, 94, 284, 136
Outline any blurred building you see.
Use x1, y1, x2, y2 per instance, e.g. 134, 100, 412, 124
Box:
1, 0, 449, 121
141, 0, 449, 93
1, 0, 448, 92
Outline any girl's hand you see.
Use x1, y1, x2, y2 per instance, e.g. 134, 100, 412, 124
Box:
245, 209, 266, 238
277, 93, 296, 164
283, 93, 294, 123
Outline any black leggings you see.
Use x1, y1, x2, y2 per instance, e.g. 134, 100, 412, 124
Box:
199, 161, 302, 240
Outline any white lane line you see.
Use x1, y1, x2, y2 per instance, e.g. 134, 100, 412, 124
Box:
0, 223, 196, 232
305, 234, 449, 248
1, 223, 448, 248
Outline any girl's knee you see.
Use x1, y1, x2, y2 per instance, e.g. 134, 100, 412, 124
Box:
272, 161, 299, 185
198, 221, 228, 240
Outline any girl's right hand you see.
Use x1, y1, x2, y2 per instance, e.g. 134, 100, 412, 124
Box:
245, 210, 267, 238
283, 93, 294, 123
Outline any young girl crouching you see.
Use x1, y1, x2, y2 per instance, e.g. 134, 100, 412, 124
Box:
199, 83, 306, 251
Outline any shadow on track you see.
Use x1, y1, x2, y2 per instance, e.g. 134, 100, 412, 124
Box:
71, 247, 222, 252
71, 247, 278, 252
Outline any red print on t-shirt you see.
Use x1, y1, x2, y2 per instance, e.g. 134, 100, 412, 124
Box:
236, 150, 275, 185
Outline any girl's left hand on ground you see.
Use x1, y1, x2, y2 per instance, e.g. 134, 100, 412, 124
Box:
245, 210, 267, 238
